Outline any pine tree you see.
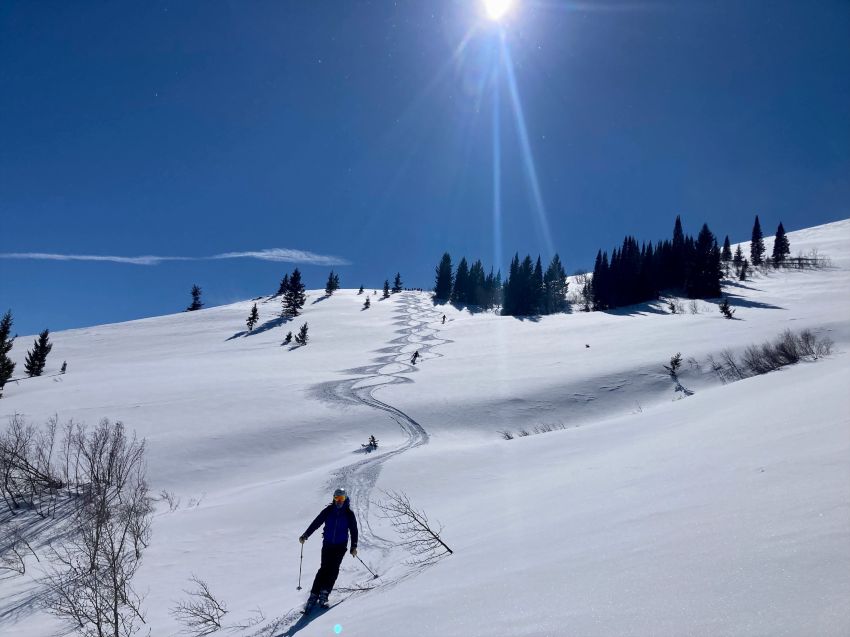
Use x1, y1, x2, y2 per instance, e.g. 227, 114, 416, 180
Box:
358, 285, 364, 295
382, 280, 390, 298
468, 260, 486, 306
686, 224, 722, 298
187, 285, 203, 311
246, 303, 259, 331
772, 222, 790, 265
733, 245, 744, 275
283, 331, 293, 345
277, 274, 291, 297
363, 296, 371, 309
434, 253, 453, 302
24, 329, 52, 377
283, 268, 307, 316
543, 254, 568, 314
325, 270, 340, 296
739, 259, 749, 281
721, 236, 732, 263
719, 296, 735, 319
452, 258, 470, 304
61, 361, 67, 374
294, 322, 309, 346
0, 310, 15, 398
750, 215, 765, 265
392, 272, 403, 293
532, 256, 544, 315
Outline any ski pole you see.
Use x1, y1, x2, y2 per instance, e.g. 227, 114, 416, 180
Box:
356, 554, 379, 579
297, 542, 304, 590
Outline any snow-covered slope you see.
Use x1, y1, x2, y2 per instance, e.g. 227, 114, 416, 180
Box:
2, 220, 849, 636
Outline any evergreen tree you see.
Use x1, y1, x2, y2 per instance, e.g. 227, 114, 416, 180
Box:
0, 310, 15, 398
382, 280, 390, 298
246, 303, 259, 331
468, 260, 486, 306
358, 285, 364, 295
61, 361, 67, 374
502, 253, 520, 315
772, 222, 790, 265
750, 215, 765, 265
325, 270, 340, 296
392, 272, 403, 293
187, 284, 203, 311
532, 256, 544, 314
452, 258, 470, 304
719, 296, 735, 319
434, 253, 453, 302
686, 224, 722, 298
543, 254, 568, 314
733, 245, 744, 274
739, 259, 749, 281
363, 296, 371, 309
721, 236, 732, 263
282, 331, 293, 345
24, 329, 52, 377
277, 274, 291, 297
283, 268, 307, 316
294, 322, 309, 346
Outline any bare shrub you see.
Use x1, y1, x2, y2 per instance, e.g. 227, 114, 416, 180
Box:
667, 299, 684, 314
498, 430, 514, 441
171, 576, 228, 637
45, 419, 152, 637
516, 429, 530, 437
688, 300, 700, 314
0, 527, 39, 575
159, 489, 181, 512
375, 490, 452, 567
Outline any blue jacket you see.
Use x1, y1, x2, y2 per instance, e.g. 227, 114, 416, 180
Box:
303, 499, 358, 549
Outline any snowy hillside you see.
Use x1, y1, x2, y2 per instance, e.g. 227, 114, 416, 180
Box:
2, 220, 849, 636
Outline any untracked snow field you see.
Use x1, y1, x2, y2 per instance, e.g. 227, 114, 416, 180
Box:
2, 220, 849, 636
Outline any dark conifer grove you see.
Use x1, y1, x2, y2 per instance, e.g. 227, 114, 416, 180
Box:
591, 217, 725, 310
434, 253, 453, 302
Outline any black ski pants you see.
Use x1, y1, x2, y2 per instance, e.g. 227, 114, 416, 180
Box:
311, 543, 347, 595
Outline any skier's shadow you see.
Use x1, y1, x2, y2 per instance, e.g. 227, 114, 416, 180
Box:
277, 605, 335, 636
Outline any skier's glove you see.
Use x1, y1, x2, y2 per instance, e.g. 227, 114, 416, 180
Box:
299, 536, 306, 544
350, 548, 357, 557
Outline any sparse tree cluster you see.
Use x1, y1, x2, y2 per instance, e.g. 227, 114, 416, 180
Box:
432, 254, 503, 309
294, 322, 309, 346
591, 217, 722, 310
24, 329, 53, 377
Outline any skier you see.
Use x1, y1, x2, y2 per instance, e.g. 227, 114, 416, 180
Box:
410, 350, 420, 365
441, 314, 446, 324
299, 488, 358, 611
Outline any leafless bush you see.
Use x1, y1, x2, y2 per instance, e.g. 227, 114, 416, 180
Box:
0, 414, 64, 517
498, 430, 514, 440
516, 429, 531, 437
44, 419, 152, 637
171, 576, 228, 636
159, 489, 181, 512
375, 490, 452, 567
711, 329, 834, 383
667, 299, 684, 314
688, 300, 700, 314
0, 527, 39, 575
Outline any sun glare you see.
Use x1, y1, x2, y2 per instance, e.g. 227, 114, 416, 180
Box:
483, 0, 513, 21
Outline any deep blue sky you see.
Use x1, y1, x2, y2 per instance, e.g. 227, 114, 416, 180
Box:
2, 1, 848, 335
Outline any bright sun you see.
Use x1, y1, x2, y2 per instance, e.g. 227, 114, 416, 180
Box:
483, 0, 514, 21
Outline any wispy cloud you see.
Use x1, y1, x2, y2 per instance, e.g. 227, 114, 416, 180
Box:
212, 249, 350, 266
0, 249, 350, 267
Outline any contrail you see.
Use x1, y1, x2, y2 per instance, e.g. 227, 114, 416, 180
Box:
0, 248, 350, 267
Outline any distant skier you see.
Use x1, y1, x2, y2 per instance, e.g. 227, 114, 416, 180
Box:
410, 350, 420, 365
441, 314, 446, 324
299, 488, 358, 611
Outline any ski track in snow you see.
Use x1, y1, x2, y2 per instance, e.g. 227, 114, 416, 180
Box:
292, 293, 449, 616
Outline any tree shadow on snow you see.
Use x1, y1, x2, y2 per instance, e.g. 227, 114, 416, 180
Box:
722, 280, 763, 292
722, 293, 784, 311
602, 301, 668, 317
311, 295, 330, 305
227, 316, 293, 340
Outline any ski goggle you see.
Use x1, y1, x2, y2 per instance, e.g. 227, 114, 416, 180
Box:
333, 495, 347, 503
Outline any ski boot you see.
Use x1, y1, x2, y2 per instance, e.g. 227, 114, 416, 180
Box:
318, 589, 330, 609
303, 593, 319, 613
